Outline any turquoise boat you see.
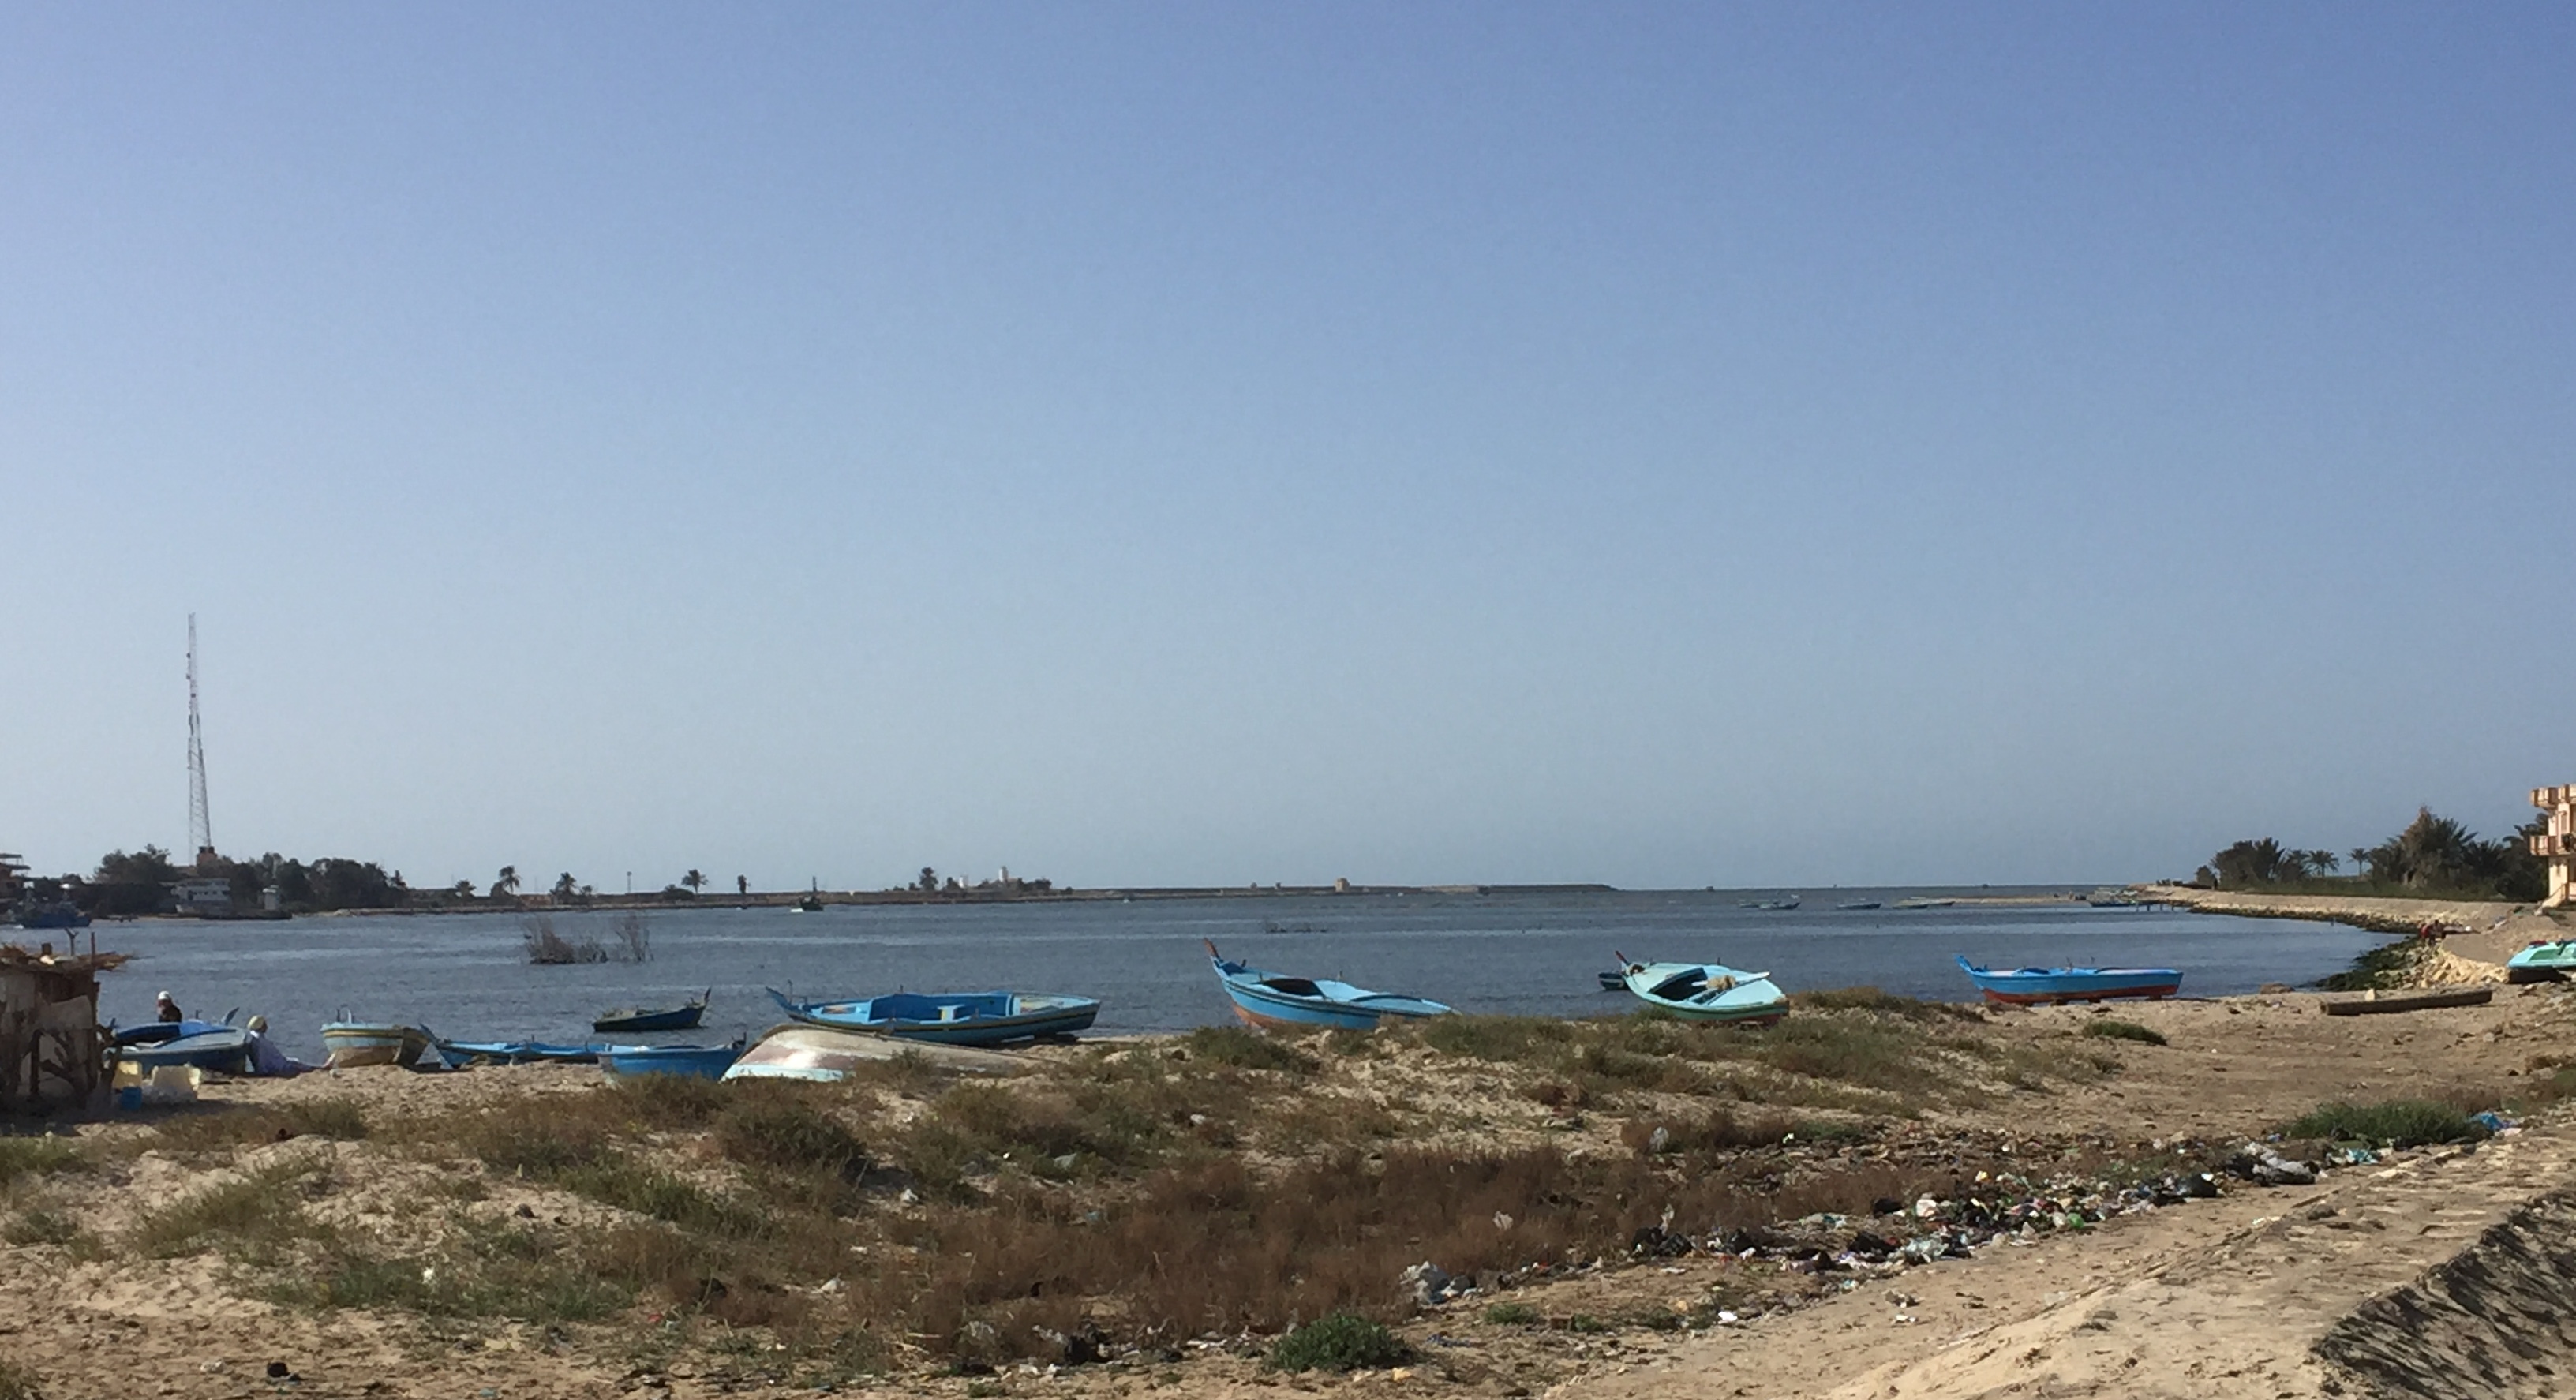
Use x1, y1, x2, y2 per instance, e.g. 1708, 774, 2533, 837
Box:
766, 986, 1099, 1046
1207, 941, 1451, 1032
601, 1043, 743, 1080
1614, 955, 1788, 1024
2507, 941, 2576, 983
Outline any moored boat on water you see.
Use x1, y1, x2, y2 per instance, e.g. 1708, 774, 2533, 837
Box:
321, 1016, 433, 1068
1835, 900, 1881, 911
1739, 896, 1802, 911
1207, 941, 1451, 1031
767, 986, 1099, 1046
1612, 954, 1788, 1024
593, 991, 709, 1034
1954, 956, 2181, 1005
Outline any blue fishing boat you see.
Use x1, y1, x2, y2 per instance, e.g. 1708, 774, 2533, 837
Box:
112, 1017, 228, 1048
601, 1043, 743, 1080
121, 1027, 254, 1076
1612, 954, 1788, 1025
767, 987, 1099, 1046
430, 1035, 605, 1067
12, 902, 90, 930
1955, 955, 2181, 1005
1835, 900, 1882, 911
1739, 896, 1802, 911
593, 990, 709, 1034
1206, 941, 1451, 1032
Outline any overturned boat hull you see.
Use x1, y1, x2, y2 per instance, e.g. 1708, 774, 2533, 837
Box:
721, 1023, 1028, 1082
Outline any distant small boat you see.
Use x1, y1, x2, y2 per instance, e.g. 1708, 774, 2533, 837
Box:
593, 990, 709, 1034
2507, 941, 2576, 983
2086, 888, 2148, 908
1739, 897, 1802, 911
321, 1016, 433, 1069
768, 986, 1100, 1046
1835, 900, 1882, 911
122, 1027, 253, 1075
1895, 897, 1957, 910
12, 903, 90, 930
1207, 941, 1451, 1031
792, 893, 826, 913
1612, 954, 1788, 1024
601, 1042, 743, 1080
723, 1022, 1028, 1082
1955, 956, 2180, 1005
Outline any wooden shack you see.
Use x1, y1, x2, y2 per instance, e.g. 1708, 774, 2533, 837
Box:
0, 941, 125, 1114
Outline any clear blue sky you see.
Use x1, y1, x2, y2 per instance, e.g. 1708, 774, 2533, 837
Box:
4, 5, 2570, 891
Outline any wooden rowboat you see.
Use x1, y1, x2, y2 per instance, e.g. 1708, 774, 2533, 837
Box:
1206, 941, 1451, 1032
321, 1016, 432, 1068
1613, 954, 1788, 1025
593, 990, 710, 1034
767, 986, 1099, 1046
1956, 956, 2181, 1006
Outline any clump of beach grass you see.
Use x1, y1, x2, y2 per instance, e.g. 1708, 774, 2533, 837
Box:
0, 1358, 43, 1400
1180, 1024, 1317, 1073
152, 1097, 370, 1155
2083, 1020, 2167, 1046
0, 1136, 86, 1185
2282, 1099, 2490, 1149
1268, 1312, 1412, 1372
274, 1215, 635, 1322
129, 1151, 335, 1260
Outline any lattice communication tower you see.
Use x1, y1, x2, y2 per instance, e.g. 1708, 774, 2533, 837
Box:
187, 614, 213, 863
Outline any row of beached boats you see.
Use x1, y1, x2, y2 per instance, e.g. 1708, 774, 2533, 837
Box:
111, 941, 2192, 1084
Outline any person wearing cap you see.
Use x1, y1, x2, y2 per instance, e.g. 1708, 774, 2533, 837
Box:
242, 1014, 309, 1077
155, 991, 184, 1023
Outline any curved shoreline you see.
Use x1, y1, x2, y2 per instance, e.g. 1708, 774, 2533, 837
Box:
2144, 883, 2567, 975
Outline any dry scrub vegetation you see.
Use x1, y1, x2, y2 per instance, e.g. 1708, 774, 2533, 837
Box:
0, 998, 2147, 1387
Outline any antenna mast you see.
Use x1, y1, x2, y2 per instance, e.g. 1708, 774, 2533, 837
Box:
187, 615, 214, 867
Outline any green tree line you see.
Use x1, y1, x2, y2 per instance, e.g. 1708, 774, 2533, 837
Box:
2199, 807, 2547, 901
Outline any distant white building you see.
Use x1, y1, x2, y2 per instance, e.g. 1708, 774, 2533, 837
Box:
2533, 786, 2576, 907
172, 878, 232, 916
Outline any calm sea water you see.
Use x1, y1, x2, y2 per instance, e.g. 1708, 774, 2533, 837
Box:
78, 888, 2389, 1061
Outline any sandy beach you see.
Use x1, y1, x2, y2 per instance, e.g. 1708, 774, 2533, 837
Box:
5, 966, 2575, 1400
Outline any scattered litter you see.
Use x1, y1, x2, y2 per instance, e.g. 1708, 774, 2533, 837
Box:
1400, 1261, 1460, 1306
2228, 1143, 2317, 1187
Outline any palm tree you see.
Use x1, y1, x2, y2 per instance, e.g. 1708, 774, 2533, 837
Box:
493, 866, 520, 897
682, 870, 706, 894
552, 872, 579, 900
